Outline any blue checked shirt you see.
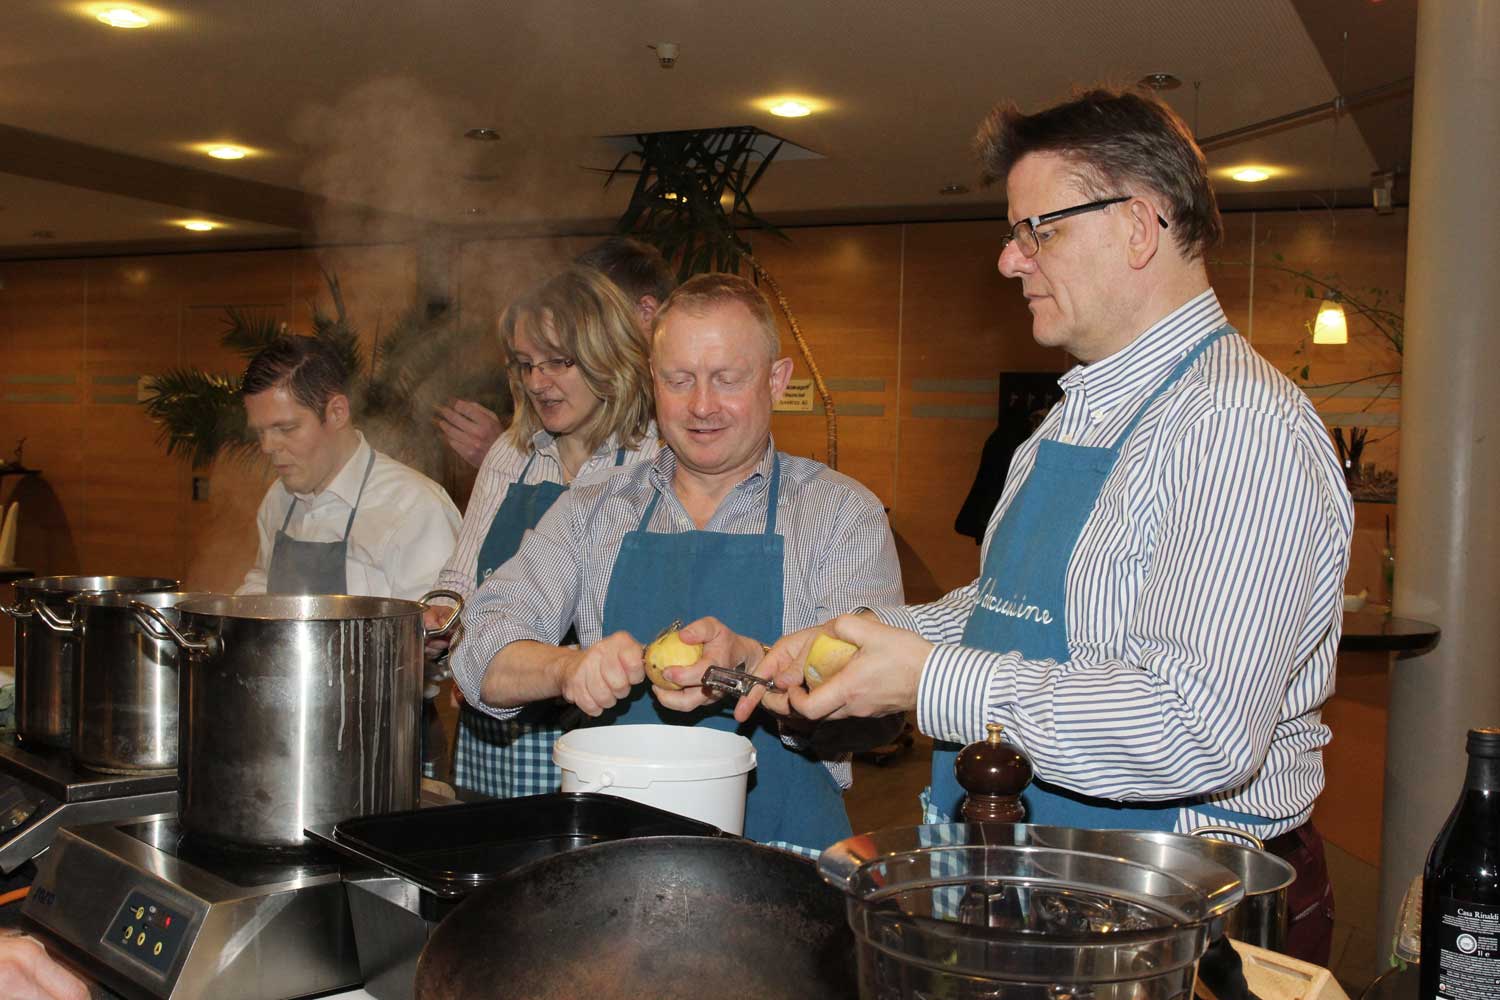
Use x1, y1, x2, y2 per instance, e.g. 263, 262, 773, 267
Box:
452, 439, 906, 789
876, 290, 1353, 838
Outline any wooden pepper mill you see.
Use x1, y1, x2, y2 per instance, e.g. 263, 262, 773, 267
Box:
955, 722, 1033, 822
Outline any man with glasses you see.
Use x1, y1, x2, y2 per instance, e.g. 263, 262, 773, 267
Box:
746, 89, 1353, 964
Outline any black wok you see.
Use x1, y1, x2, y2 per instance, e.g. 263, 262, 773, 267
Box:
415, 835, 857, 999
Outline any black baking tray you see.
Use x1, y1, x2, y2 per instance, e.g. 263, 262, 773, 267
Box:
308, 792, 725, 900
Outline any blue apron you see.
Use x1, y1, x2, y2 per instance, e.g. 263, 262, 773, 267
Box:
455, 449, 622, 798
927, 325, 1268, 832
266, 448, 375, 595
598, 454, 852, 853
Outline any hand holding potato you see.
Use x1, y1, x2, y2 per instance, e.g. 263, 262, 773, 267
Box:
643, 628, 702, 691
735, 614, 930, 723
650, 616, 764, 713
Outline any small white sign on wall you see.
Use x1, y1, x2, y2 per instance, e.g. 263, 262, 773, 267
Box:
773, 378, 816, 413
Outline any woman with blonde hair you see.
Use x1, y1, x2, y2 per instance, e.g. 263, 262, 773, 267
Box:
432, 264, 656, 796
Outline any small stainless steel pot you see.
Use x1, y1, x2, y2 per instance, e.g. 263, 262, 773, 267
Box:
68, 590, 208, 773
1, 575, 177, 748
1080, 825, 1295, 951
135, 590, 461, 852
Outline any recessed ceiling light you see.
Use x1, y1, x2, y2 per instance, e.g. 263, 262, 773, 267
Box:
1139, 73, 1181, 91
96, 7, 150, 28
939, 184, 970, 196
464, 128, 501, 141
206, 145, 248, 160
769, 100, 812, 118
1231, 167, 1272, 183
181, 220, 217, 232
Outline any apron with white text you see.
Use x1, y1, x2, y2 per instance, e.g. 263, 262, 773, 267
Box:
926, 325, 1268, 832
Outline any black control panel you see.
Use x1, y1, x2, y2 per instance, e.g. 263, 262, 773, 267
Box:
102, 890, 190, 974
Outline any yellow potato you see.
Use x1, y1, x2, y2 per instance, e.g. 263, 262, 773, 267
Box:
643, 629, 703, 691
805, 634, 858, 688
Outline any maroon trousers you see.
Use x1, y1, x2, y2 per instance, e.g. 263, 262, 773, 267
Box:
1263, 821, 1335, 967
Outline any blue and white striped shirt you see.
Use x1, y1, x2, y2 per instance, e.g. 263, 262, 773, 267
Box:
452, 439, 906, 785
881, 289, 1353, 836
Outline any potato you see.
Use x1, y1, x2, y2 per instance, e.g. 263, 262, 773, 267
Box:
643, 629, 703, 691
805, 634, 858, 688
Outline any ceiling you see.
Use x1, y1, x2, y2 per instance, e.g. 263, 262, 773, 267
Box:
0, 0, 1416, 259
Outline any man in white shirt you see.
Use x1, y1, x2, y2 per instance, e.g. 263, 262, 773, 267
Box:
236, 336, 460, 599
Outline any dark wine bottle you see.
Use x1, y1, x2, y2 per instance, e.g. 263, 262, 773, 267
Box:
1420, 728, 1500, 1000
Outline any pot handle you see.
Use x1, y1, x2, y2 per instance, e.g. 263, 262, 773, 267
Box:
1188, 824, 1266, 851
131, 601, 220, 657
31, 600, 78, 634
0, 598, 35, 619
419, 589, 465, 639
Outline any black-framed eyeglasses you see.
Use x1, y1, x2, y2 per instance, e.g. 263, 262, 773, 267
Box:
509, 357, 576, 379
1001, 195, 1169, 258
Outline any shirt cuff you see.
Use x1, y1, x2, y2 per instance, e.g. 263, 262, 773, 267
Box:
916, 643, 1006, 745
451, 634, 529, 721
865, 604, 922, 633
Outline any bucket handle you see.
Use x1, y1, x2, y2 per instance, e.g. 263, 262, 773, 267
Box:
1189, 824, 1266, 851
131, 601, 220, 657
0, 598, 34, 619
30, 600, 78, 634
573, 772, 616, 794
418, 589, 464, 639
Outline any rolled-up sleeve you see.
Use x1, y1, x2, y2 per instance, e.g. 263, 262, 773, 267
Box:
451, 491, 585, 720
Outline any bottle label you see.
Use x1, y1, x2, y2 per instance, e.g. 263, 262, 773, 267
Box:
1433, 901, 1500, 1000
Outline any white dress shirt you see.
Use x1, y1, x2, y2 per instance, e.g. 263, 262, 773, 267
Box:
238, 433, 461, 601
879, 290, 1354, 837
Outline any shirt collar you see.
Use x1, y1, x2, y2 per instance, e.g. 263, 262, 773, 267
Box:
647, 436, 777, 500
1058, 289, 1228, 415
530, 428, 626, 469
294, 432, 370, 505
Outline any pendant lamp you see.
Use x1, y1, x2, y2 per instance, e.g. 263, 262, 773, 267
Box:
1313, 292, 1348, 345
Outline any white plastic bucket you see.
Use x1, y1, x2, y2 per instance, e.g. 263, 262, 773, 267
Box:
553, 724, 757, 835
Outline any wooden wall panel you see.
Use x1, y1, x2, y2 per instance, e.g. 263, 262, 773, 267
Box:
0, 245, 422, 604
756, 226, 903, 507
897, 221, 1070, 601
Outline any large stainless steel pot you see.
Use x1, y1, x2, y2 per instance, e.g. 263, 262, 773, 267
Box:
0, 575, 177, 748
65, 591, 208, 774
135, 591, 460, 853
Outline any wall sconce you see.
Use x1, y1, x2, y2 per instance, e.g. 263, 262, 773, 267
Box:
1313, 292, 1348, 345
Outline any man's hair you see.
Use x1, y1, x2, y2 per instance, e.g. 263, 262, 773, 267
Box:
975, 87, 1223, 260
652, 273, 781, 363
500, 265, 654, 453
240, 335, 349, 418
574, 237, 677, 306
